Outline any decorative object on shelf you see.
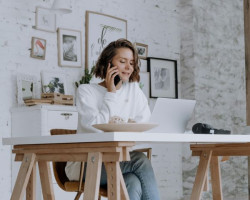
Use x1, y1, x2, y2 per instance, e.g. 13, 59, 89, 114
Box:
85, 11, 127, 71
35, 7, 56, 32
30, 37, 46, 60
57, 28, 82, 67
139, 72, 150, 100
51, 0, 72, 14
17, 73, 38, 106
42, 93, 73, 105
134, 43, 148, 60
75, 66, 95, 87
24, 93, 74, 106
41, 71, 67, 94
147, 57, 178, 98
24, 99, 52, 106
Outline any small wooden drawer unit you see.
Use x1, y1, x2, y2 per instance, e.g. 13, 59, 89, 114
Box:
11, 105, 78, 137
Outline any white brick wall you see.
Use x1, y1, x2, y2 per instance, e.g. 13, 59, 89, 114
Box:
0, 0, 181, 199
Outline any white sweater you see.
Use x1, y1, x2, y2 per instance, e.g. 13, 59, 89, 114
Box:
65, 82, 151, 180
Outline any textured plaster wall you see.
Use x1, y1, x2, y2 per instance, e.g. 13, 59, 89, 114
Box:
180, 0, 248, 199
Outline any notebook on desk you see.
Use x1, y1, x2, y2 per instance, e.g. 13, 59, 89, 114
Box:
147, 98, 196, 133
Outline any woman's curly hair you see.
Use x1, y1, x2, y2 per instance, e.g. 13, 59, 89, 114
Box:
94, 38, 140, 82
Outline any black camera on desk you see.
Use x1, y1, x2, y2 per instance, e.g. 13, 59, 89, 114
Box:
192, 123, 231, 134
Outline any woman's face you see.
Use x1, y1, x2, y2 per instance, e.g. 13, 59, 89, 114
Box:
111, 48, 134, 82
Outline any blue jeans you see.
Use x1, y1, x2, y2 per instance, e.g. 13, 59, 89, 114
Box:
99, 151, 160, 200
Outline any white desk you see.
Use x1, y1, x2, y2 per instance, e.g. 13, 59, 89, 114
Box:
3, 132, 250, 200
3, 132, 250, 145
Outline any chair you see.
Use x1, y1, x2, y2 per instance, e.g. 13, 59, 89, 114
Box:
50, 129, 152, 200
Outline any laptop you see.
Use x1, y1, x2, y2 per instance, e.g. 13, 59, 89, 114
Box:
147, 98, 196, 133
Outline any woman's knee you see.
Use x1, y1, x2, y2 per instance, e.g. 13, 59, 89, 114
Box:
130, 151, 151, 166
123, 173, 142, 200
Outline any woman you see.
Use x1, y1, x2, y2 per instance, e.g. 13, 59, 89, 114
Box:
65, 39, 160, 200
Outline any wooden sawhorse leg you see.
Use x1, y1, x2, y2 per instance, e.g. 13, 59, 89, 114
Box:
26, 163, 36, 200
210, 156, 223, 200
119, 167, 130, 200
203, 172, 209, 192
11, 153, 36, 200
84, 152, 102, 200
38, 161, 55, 200
191, 150, 212, 200
105, 162, 121, 200
104, 162, 129, 200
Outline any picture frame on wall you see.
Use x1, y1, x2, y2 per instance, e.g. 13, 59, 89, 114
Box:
134, 43, 148, 60
30, 37, 46, 60
85, 11, 127, 71
35, 7, 56, 32
41, 71, 67, 94
139, 72, 150, 100
147, 57, 178, 98
57, 28, 82, 67
17, 73, 38, 106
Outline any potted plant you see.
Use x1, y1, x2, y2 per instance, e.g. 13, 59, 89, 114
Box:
75, 67, 95, 87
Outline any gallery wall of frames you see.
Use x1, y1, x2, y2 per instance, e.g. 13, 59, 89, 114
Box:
16, 6, 180, 108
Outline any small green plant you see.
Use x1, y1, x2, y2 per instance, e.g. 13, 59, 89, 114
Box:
75, 66, 95, 87
44, 78, 65, 94
139, 82, 144, 90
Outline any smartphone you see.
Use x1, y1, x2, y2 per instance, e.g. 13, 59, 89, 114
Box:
110, 63, 121, 86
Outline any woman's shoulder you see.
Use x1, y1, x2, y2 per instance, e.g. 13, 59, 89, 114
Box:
77, 83, 105, 95
77, 83, 93, 95
78, 83, 92, 92
78, 83, 101, 90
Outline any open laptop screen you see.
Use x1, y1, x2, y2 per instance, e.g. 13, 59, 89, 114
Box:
148, 98, 196, 133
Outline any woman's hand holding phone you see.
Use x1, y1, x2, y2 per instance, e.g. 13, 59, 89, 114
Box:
105, 63, 121, 92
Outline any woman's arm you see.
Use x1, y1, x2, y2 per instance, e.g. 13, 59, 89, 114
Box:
76, 85, 119, 127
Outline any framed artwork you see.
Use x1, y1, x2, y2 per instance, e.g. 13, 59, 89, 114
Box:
41, 71, 67, 94
35, 7, 56, 32
147, 57, 178, 98
134, 43, 148, 60
57, 28, 82, 67
139, 72, 150, 100
30, 37, 46, 60
17, 73, 38, 106
85, 11, 127, 71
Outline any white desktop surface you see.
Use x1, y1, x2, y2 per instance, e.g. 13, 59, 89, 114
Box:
3, 132, 250, 145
